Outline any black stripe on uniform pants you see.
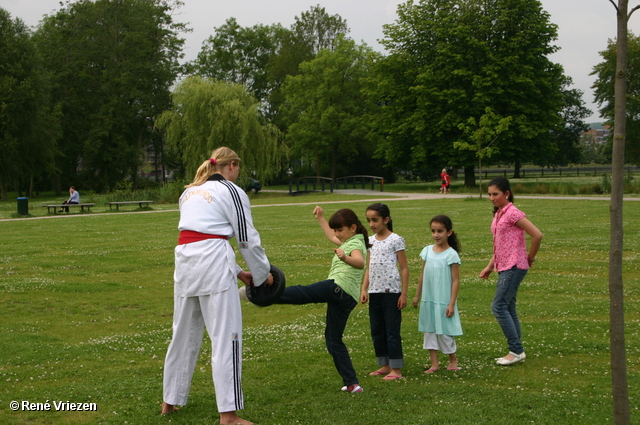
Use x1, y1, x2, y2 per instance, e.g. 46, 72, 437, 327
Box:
232, 333, 243, 411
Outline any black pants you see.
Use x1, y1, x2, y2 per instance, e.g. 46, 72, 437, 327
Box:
276, 279, 359, 386
60, 201, 78, 212
369, 292, 404, 368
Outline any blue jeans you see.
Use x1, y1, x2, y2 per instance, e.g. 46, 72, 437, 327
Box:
369, 293, 403, 369
491, 267, 528, 355
276, 279, 358, 386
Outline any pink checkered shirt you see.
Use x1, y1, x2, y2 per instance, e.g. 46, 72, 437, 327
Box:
491, 203, 529, 272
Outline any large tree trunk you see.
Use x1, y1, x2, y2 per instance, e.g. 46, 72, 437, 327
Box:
463, 165, 475, 188
54, 174, 61, 196
609, 1, 631, 423
513, 158, 522, 178
315, 154, 322, 179
133, 127, 143, 190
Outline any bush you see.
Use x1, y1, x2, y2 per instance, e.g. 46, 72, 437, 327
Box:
105, 181, 185, 204
601, 174, 611, 194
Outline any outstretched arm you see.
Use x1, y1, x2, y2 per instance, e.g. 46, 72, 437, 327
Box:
313, 206, 341, 246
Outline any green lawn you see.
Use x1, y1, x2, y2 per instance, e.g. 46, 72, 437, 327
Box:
0, 195, 638, 424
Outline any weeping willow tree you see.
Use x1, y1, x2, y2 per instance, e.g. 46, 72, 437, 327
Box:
157, 76, 286, 181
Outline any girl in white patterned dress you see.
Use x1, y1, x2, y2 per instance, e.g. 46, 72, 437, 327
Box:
361, 203, 409, 380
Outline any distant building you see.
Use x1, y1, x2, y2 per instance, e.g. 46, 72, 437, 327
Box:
582, 124, 611, 144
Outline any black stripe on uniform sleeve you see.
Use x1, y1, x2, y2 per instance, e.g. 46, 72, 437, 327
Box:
221, 180, 248, 245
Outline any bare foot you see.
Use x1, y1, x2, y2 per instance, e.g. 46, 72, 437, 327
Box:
161, 402, 178, 415
424, 366, 439, 374
219, 411, 253, 425
382, 367, 402, 379
382, 373, 402, 380
447, 354, 459, 370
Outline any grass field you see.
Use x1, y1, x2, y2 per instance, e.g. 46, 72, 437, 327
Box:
1, 194, 639, 424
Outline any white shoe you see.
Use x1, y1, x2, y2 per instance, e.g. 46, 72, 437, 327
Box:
495, 352, 526, 361
341, 384, 363, 393
496, 351, 525, 366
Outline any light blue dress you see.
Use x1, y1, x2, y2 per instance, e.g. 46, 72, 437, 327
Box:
418, 246, 463, 336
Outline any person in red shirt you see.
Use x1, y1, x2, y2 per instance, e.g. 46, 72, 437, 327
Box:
440, 169, 451, 194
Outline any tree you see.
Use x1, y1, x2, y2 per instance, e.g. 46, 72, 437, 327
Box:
156, 76, 284, 181
267, 5, 350, 131
542, 77, 592, 166
454, 107, 512, 197
592, 32, 640, 165
33, 0, 185, 191
290, 4, 349, 56
0, 9, 60, 200
374, 0, 565, 185
282, 36, 379, 180
603, 2, 639, 424
188, 18, 287, 105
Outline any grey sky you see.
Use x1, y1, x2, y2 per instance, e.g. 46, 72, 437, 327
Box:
2, 0, 639, 122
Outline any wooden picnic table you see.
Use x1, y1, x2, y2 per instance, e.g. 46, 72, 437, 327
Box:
106, 200, 154, 211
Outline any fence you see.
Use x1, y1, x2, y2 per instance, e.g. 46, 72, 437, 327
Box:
334, 175, 384, 191
288, 175, 384, 195
468, 165, 639, 180
288, 176, 334, 195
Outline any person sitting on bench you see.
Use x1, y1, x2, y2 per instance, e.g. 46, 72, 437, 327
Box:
59, 186, 80, 212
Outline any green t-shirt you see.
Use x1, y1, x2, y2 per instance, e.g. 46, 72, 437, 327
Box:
328, 234, 367, 301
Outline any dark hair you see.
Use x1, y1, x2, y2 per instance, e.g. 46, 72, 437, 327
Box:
329, 208, 372, 249
365, 203, 393, 232
487, 176, 513, 215
430, 215, 461, 252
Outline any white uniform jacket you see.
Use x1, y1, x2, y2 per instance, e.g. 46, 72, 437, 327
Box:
174, 174, 270, 297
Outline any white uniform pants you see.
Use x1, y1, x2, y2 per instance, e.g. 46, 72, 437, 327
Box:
163, 286, 244, 413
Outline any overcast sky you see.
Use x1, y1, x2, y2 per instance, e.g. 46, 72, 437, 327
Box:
2, 0, 639, 122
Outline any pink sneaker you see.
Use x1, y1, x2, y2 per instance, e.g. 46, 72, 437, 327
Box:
340, 384, 363, 393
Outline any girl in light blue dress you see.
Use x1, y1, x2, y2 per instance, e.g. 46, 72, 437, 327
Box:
413, 215, 462, 373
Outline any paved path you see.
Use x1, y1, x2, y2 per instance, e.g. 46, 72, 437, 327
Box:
265, 188, 640, 202
2, 190, 637, 222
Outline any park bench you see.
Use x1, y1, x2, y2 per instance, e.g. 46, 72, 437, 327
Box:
43, 203, 96, 214
106, 200, 154, 211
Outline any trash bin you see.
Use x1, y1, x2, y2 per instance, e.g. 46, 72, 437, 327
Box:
17, 197, 29, 215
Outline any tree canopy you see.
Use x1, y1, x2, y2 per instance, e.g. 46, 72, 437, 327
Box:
373, 0, 566, 183
33, 0, 185, 191
0, 9, 60, 200
0, 0, 601, 196
188, 18, 287, 105
157, 76, 285, 181
282, 36, 379, 179
592, 31, 640, 165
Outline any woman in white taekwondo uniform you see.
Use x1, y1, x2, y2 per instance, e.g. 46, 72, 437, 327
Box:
162, 147, 273, 425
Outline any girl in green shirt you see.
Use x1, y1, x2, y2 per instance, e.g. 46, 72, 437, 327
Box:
275, 206, 371, 393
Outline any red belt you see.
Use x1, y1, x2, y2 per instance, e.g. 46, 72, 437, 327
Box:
178, 230, 228, 245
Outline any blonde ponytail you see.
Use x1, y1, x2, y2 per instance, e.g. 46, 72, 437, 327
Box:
186, 147, 241, 188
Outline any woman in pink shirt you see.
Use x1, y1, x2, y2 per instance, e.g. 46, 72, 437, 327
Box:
480, 177, 542, 366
